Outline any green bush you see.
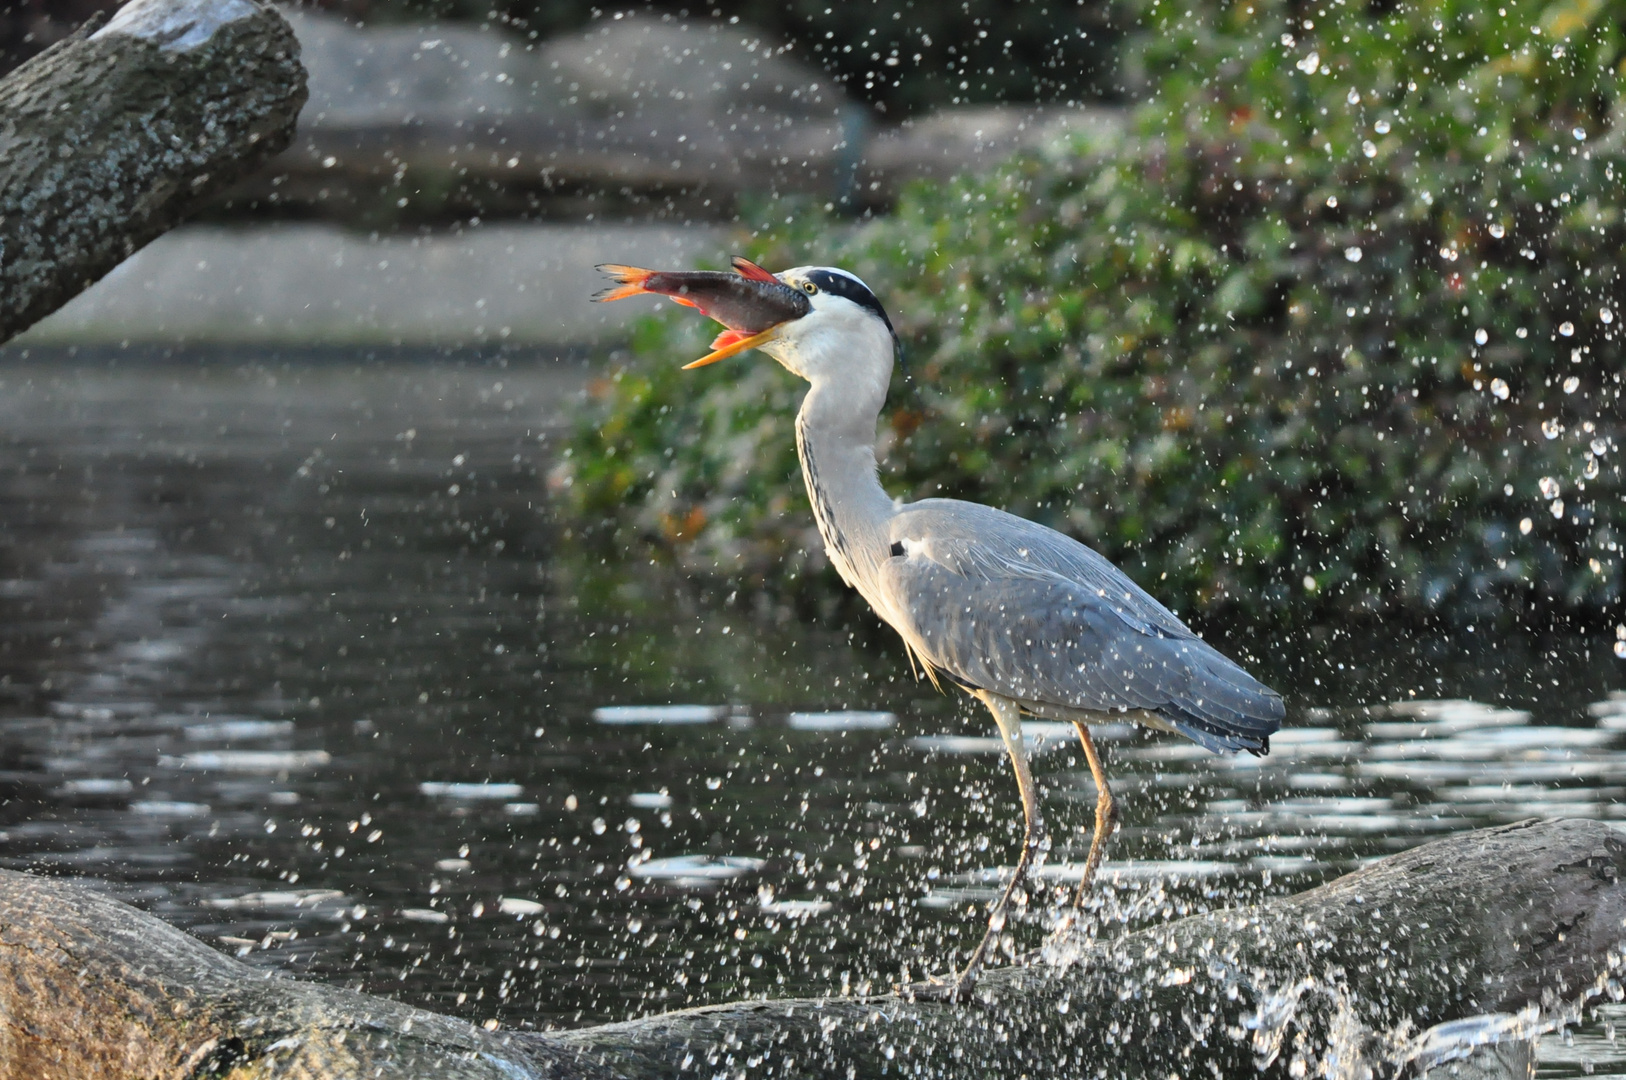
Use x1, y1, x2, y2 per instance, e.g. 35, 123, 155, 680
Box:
561, 0, 1626, 625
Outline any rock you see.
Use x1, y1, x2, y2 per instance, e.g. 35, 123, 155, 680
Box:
287, 7, 545, 126
244, 9, 1123, 220
0, 820, 1618, 1079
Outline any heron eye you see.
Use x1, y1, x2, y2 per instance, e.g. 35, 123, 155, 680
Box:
802, 282, 817, 294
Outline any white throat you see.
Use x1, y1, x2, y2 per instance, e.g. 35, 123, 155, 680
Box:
768, 303, 899, 597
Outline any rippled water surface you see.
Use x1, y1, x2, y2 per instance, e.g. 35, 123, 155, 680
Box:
0, 354, 1622, 1067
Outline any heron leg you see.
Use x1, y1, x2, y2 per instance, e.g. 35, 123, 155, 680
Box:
945, 691, 1044, 996
1070, 721, 1119, 907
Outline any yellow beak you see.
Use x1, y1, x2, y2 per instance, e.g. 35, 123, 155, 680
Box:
681, 326, 782, 369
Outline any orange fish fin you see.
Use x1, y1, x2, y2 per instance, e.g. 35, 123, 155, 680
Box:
730, 256, 778, 283
709, 328, 752, 350
593, 263, 654, 303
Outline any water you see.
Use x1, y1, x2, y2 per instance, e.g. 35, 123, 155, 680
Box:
0, 353, 1621, 1068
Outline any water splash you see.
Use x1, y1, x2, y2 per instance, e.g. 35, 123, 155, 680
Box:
1244, 975, 1319, 1068
1239, 948, 1626, 1079
1401, 1006, 1543, 1075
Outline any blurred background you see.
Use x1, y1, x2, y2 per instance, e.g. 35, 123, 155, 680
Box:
0, 0, 1122, 347
3, 1, 1626, 1072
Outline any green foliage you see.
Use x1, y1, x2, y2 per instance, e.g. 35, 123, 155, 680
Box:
563, 0, 1626, 624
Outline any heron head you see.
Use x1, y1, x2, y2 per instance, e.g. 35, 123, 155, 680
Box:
594, 258, 896, 380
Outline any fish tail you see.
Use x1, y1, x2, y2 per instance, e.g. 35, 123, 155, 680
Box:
593, 264, 655, 302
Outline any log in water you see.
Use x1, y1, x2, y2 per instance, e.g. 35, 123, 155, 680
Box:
0, 0, 306, 344
0, 818, 1618, 1078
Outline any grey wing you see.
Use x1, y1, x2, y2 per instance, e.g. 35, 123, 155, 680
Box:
877, 500, 1284, 754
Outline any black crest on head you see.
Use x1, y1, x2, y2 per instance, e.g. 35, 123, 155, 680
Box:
804, 268, 897, 344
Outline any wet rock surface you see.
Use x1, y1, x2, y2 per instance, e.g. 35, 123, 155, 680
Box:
0, 819, 1617, 1078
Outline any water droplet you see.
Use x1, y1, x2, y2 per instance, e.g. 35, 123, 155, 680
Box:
1574, 126, 1587, 141
1344, 247, 1362, 262
1326, 195, 1338, 208
1346, 88, 1360, 105
1374, 119, 1391, 134
1296, 52, 1320, 74
1560, 321, 1575, 337
1542, 418, 1564, 440
1602, 308, 1614, 325
1585, 458, 1600, 479
1362, 140, 1377, 158
1474, 328, 1488, 345
1592, 437, 1608, 456
1539, 476, 1561, 499
1516, 327, 1528, 339
1489, 223, 1505, 238
1519, 517, 1533, 535
1564, 376, 1580, 393
1302, 575, 1318, 592
1552, 498, 1566, 518
1490, 377, 1510, 400
1614, 640, 1626, 659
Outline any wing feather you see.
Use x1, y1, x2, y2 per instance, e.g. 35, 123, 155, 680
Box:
878, 499, 1283, 754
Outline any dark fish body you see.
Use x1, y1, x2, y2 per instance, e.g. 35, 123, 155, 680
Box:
595, 265, 810, 331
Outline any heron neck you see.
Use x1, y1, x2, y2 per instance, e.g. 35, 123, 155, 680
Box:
795, 376, 895, 588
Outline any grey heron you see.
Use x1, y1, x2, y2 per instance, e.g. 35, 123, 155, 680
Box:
595, 258, 1285, 997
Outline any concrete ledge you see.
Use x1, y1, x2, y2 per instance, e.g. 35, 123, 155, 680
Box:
15, 222, 732, 347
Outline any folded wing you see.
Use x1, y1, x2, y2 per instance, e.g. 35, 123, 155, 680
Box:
876, 500, 1283, 754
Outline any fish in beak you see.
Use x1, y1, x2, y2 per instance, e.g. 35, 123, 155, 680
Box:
594, 257, 810, 367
